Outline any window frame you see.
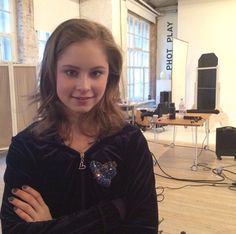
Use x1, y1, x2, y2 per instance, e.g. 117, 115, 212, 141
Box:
0, 0, 16, 62
37, 30, 50, 62
127, 12, 151, 102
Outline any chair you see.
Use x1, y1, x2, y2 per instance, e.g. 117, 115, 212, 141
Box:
135, 109, 151, 131
135, 102, 169, 131
140, 102, 168, 119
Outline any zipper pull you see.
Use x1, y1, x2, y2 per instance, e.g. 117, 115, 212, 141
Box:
78, 152, 86, 170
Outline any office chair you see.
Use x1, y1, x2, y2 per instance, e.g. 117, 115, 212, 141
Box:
135, 102, 168, 131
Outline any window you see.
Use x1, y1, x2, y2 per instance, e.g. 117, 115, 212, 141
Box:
0, 0, 12, 61
37, 31, 50, 61
127, 13, 150, 101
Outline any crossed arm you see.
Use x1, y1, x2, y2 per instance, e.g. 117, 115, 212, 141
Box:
8, 185, 52, 222
1, 183, 123, 234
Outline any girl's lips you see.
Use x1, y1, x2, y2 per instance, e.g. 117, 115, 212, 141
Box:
72, 96, 92, 100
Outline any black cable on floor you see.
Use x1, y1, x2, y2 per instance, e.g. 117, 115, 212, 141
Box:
152, 151, 236, 199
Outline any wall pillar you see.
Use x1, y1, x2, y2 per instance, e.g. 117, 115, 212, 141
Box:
16, 0, 38, 64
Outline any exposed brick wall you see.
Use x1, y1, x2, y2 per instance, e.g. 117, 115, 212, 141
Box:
16, 0, 38, 64
150, 20, 157, 100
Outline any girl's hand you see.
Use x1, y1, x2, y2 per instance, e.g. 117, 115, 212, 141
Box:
8, 185, 52, 222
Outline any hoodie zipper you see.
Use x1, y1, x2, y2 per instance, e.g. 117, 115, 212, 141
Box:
78, 151, 86, 210
78, 152, 86, 170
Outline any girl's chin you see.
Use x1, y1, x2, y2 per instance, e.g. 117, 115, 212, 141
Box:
70, 107, 93, 115
64, 102, 97, 115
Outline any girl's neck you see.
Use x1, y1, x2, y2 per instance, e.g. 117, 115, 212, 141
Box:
64, 130, 96, 154
63, 113, 98, 153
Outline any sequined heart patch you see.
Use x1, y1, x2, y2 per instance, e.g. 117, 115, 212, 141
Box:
90, 160, 117, 187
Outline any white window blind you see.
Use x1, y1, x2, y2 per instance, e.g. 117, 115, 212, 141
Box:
37, 31, 50, 61
127, 13, 150, 101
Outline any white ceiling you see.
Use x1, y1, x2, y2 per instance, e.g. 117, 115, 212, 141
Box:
142, 0, 178, 9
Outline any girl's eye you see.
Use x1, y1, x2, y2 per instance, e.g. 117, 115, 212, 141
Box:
90, 70, 103, 78
65, 70, 78, 77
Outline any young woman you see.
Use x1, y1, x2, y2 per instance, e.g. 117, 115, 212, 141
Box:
1, 18, 158, 233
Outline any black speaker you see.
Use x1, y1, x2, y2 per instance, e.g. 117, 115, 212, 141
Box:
216, 126, 236, 160
159, 102, 169, 114
168, 102, 176, 119
160, 91, 171, 103
198, 53, 218, 67
197, 68, 217, 110
197, 53, 218, 110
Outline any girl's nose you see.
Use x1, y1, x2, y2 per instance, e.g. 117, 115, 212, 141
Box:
75, 74, 90, 91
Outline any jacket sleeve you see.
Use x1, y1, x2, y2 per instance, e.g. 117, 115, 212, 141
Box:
120, 128, 158, 233
0, 136, 123, 234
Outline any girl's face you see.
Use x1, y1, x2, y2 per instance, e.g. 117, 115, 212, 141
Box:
56, 40, 109, 118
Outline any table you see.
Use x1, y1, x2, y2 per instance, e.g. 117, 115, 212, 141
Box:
118, 103, 135, 124
154, 113, 211, 170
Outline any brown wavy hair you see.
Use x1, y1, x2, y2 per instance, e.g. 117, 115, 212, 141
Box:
32, 18, 125, 139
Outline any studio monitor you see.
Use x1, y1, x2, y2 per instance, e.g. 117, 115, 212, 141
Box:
216, 126, 236, 160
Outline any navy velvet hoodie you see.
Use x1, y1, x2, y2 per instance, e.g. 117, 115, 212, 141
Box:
1, 123, 158, 233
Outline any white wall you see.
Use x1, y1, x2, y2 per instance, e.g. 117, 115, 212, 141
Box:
79, 0, 113, 31
177, 0, 236, 126
78, 0, 124, 50
34, 0, 80, 32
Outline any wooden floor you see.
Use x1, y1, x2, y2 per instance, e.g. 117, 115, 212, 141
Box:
146, 127, 236, 234
0, 125, 236, 234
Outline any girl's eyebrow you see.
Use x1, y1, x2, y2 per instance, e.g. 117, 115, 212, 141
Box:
61, 65, 107, 70
91, 66, 107, 70
61, 65, 79, 69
